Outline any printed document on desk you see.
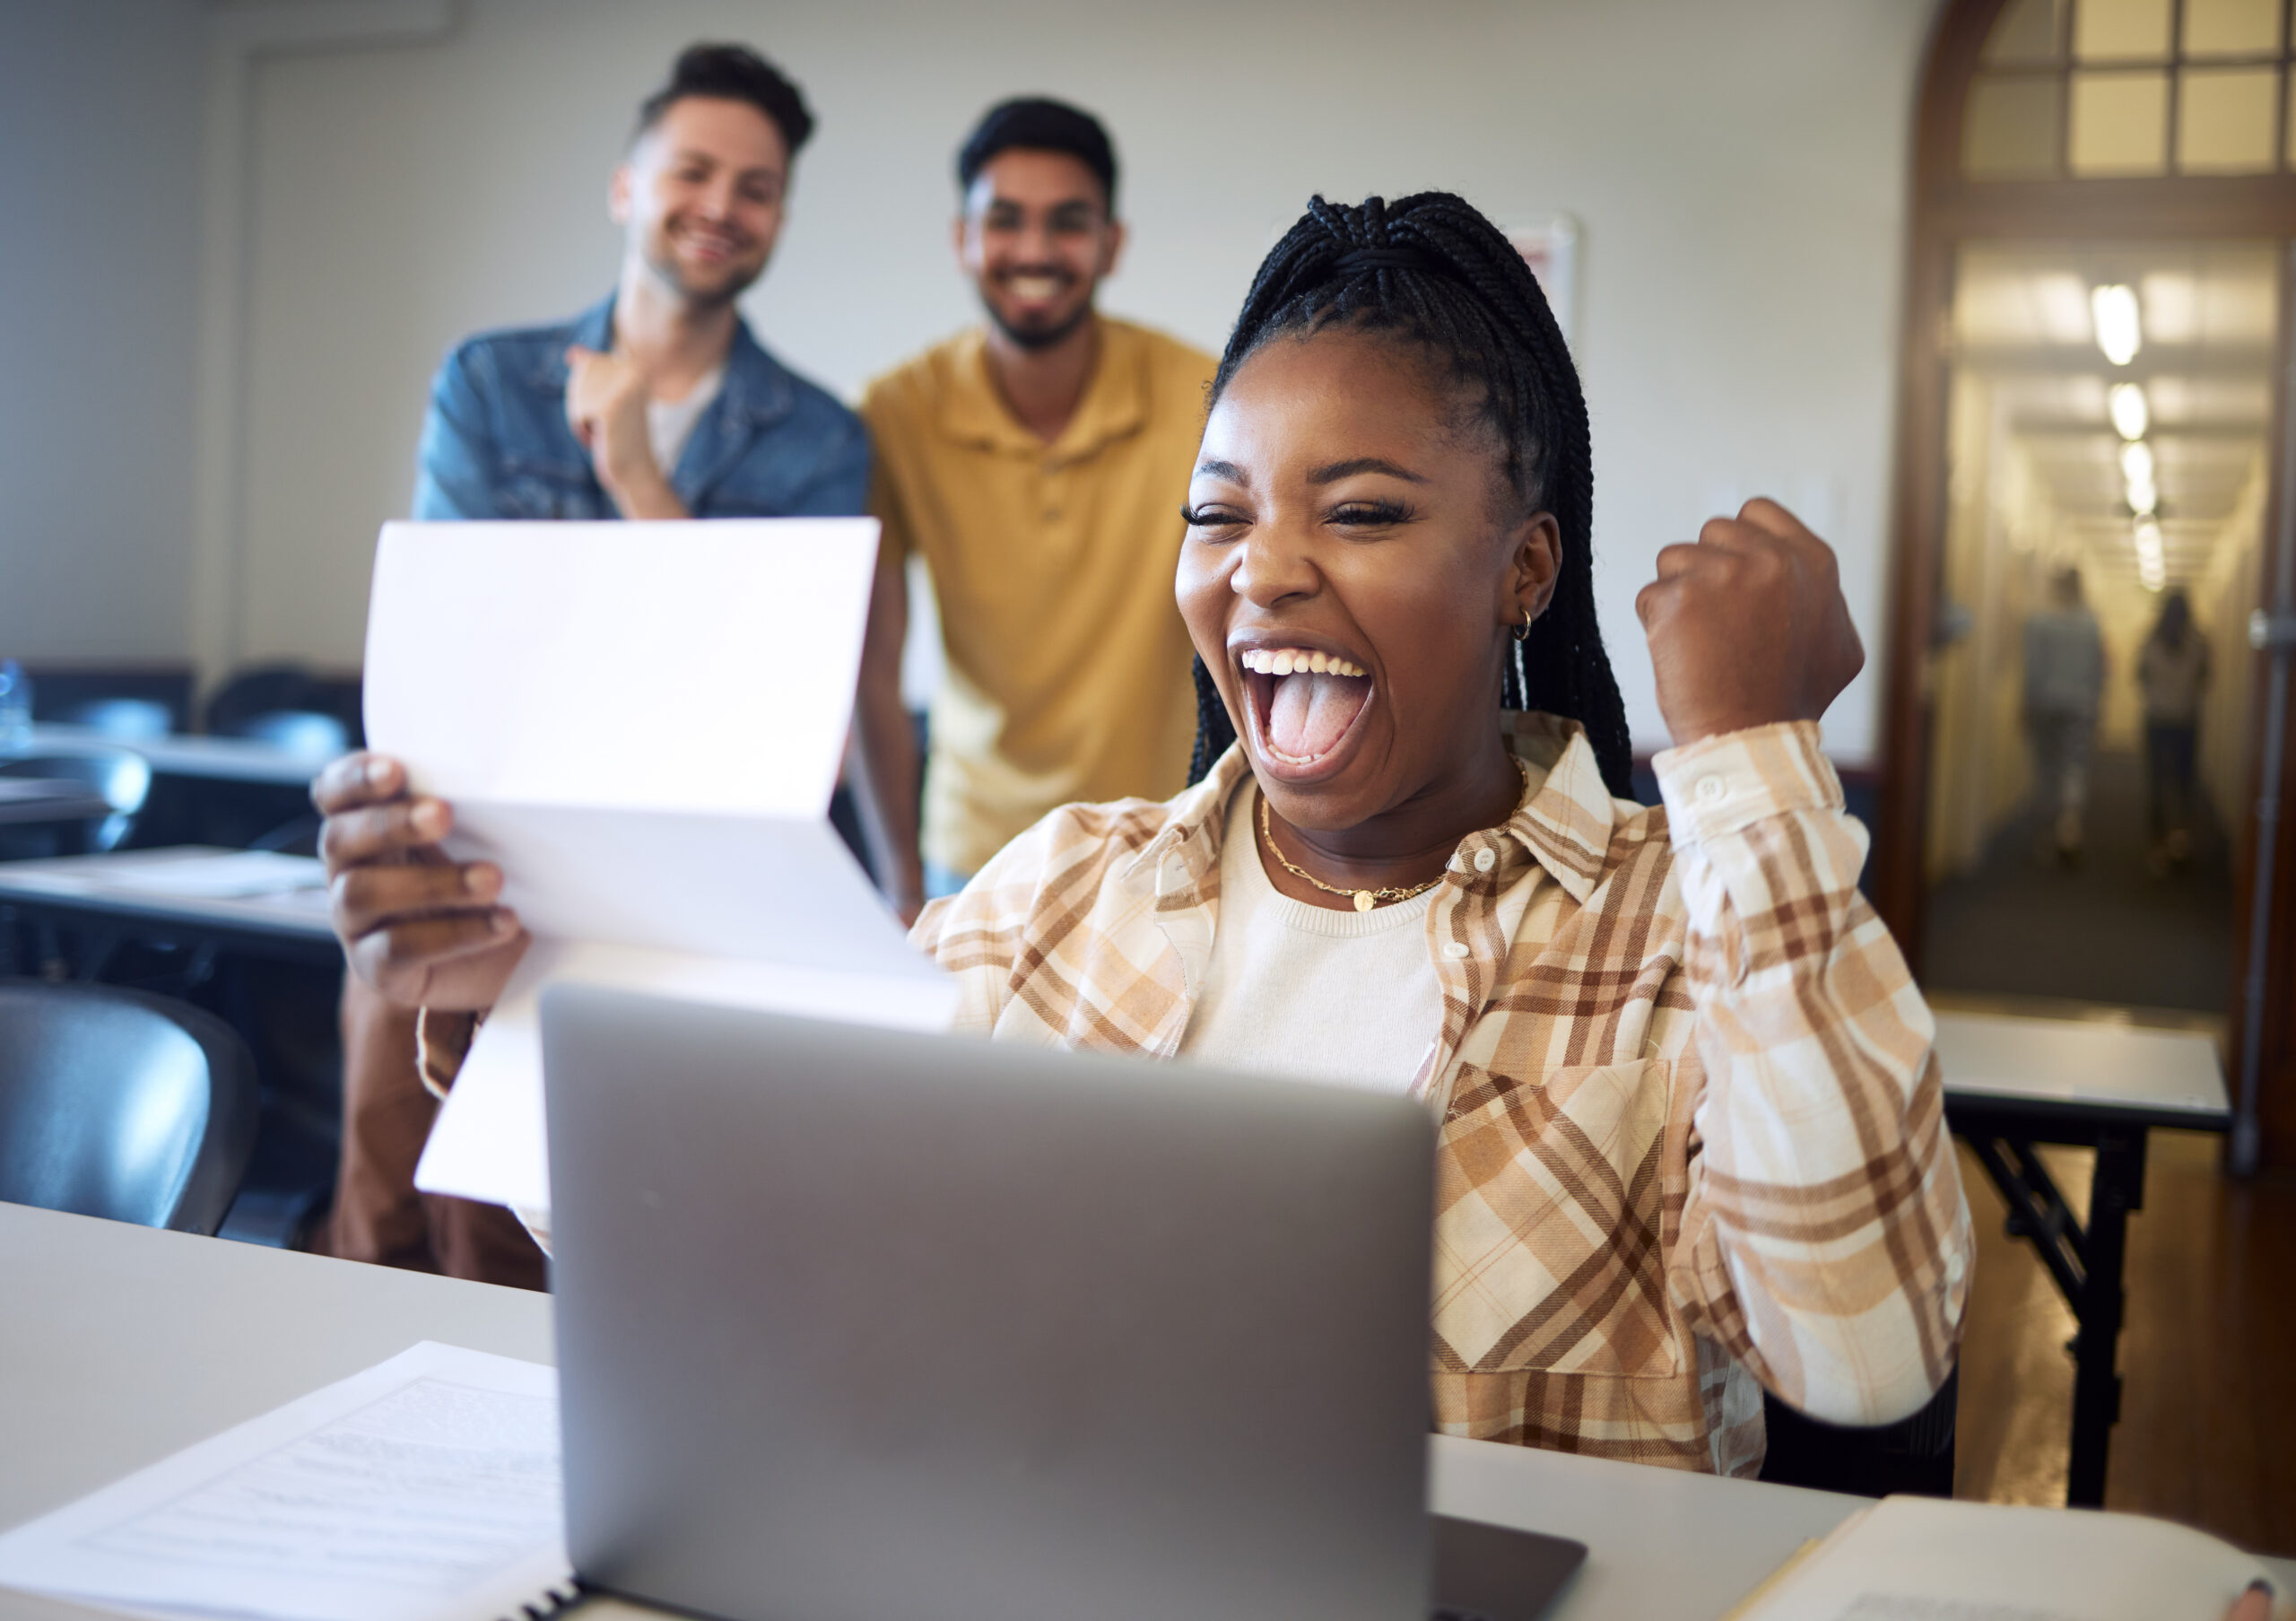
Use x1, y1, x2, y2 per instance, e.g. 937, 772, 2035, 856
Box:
361, 520, 959, 1214
0, 1342, 571, 1621
1726, 1494, 2274, 1621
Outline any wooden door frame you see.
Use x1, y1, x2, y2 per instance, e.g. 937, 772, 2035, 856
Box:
1875, 0, 2296, 1166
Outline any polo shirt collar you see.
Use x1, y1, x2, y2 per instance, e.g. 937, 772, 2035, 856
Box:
936, 318, 1151, 465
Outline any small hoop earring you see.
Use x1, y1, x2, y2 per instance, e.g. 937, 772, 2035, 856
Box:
1512, 618, 1532, 643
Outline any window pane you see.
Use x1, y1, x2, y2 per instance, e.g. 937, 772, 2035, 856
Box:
1965, 74, 2066, 177
2070, 70, 2171, 170
2074, 0, 2174, 61
1986, 0, 2068, 63
2182, 0, 2283, 56
2179, 66, 2280, 170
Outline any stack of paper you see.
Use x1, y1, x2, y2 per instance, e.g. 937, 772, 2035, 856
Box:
361, 520, 959, 1216
0, 1344, 573, 1621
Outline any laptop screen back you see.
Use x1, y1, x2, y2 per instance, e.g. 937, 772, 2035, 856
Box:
542, 987, 1438, 1621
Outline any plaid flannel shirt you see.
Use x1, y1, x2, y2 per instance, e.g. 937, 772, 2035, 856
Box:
913, 713, 1972, 1477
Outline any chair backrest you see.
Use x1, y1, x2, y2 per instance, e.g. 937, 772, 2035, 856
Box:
227, 709, 349, 762
0, 980, 260, 1234
57, 697, 173, 741
0, 751, 153, 851
204, 663, 364, 748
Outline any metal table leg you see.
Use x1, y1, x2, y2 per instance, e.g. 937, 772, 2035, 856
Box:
1961, 1122, 2149, 1509
2066, 1123, 2145, 1508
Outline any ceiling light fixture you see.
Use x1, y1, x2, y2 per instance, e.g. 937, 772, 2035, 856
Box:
2109, 381, 2149, 440
2119, 440, 2154, 485
2135, 517, 2166, 592
2092, 283, 2142, 366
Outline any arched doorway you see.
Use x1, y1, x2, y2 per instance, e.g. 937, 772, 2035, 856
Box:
1875, 0, 2296, 1171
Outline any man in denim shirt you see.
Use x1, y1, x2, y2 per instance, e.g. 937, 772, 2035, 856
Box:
334, 43, 866, 1292
412, 43, 867, 523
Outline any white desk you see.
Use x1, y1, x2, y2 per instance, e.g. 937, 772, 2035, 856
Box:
0, 847, 338, 974
1935, 1010, 2231, 1511
0, 1200, 1873, 1621
20, 725, 333, 789
5, 1204, 2292, 1618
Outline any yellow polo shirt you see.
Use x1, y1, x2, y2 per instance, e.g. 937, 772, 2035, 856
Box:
861, 318, 1215, 876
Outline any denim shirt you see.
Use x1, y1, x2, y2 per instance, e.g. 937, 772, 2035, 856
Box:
411, 295, 869, 520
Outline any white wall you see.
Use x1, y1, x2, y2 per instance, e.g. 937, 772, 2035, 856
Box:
0, 0, 204, 663
33, 0, 1940, 761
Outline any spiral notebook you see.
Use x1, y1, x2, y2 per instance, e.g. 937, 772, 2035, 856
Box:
0, 1343, 579, 1621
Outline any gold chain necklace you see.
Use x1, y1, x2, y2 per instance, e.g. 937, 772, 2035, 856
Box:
1257, 757, 1530, 914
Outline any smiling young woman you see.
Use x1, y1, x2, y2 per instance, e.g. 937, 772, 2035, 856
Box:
313, 191, 1972, 1480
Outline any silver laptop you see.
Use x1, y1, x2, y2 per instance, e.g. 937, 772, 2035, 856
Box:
541, 987, 1585, 1621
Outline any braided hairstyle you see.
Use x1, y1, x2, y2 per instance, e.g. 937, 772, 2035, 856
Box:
1184, 192, 1634, 798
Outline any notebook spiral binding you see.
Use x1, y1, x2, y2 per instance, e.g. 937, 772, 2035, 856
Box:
508, 1575, 585, 1620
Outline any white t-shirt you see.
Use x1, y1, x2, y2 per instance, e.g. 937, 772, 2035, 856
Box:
644, 365, 725, 478
1178, 782, 1443, 1093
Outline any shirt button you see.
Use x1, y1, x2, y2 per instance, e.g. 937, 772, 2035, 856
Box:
1473, 848, 1497, 874
1944, 1251, 1967, 1285
1442, 940, 1470, 959
1694, 775, 1728, 806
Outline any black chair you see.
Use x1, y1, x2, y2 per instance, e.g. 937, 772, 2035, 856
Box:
1758, 1367, 1960, 1498
226, 709, 349, 762
0, 749, 152, 852
0, 980, 260, 1234
204, 664, 364, 749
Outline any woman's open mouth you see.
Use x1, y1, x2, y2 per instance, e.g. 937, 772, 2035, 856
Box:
1237, 645, 1375, 780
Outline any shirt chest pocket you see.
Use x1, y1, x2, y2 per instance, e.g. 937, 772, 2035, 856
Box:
1430, 1059, 1682, 1379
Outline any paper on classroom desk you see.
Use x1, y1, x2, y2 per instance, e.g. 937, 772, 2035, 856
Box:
361, 520, 959, 1213
1729, 1494, 2273, 1621
94, 850, 326, 900
0, 1342, 571, 1621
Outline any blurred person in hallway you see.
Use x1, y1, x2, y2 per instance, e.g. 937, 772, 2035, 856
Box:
333, 43, 867, 1290
847, 99, 1214, 919
2137, 588, 2211, 874
2022, 564, 2106, 865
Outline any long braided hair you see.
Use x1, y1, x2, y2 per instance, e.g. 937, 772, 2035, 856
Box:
1184, 192, 1634, 799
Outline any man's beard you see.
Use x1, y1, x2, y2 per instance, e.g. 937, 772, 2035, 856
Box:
983, 292, 1094, 353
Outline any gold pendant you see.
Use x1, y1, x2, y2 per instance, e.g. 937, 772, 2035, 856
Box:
1353, 890, 1375, 913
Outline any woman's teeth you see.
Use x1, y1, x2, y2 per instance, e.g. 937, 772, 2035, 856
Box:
1239, 648, 1366, 679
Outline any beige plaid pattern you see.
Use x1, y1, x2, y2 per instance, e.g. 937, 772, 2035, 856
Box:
915, 714, 1971, 1477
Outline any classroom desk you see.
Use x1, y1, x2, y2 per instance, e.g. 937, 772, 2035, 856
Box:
0, 1198, 1851, 1621
19, 725, 334, 788
0, 780, 113, 831
0, 846, 339, 976
1936, 1010, 2231, 1512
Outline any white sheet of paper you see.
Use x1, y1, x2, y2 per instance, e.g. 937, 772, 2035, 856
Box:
361, 521, 959, 1213
364, 520, 872, 819
0, 1343, 570, 1621
1737, 1495, 2269, 1621
421, 933, 960, 1213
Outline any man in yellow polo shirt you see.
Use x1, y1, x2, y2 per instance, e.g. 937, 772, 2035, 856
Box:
851, 98, 1213, 918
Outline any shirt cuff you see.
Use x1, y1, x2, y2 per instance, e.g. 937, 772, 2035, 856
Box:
413, 1007, 482, 1102
1652, 720, 1843, 845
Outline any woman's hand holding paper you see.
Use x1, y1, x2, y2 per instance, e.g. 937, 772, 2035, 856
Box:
312, 752, 528, 1011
